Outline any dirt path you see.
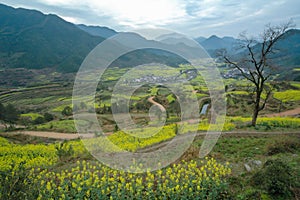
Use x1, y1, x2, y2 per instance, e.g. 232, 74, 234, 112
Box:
11, 131, 95, 140
148, 96, 166, 112
6, 128, 299, 142
264, 107, 300, 117
4, 103, 299, 140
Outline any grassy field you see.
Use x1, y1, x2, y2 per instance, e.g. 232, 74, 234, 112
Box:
0, 66, 300, 199
273, 90, 300, 102
0, 131, 298, 199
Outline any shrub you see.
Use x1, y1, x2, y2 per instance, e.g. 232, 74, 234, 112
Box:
236, 188, 263, 200
55, 141, 75, 161
43, 112, 54, 122
33, 116, 45, 125
252, 159, 293, 199
266, 138, 300, 155
0, 162, 35, 200
61, 106, 72, 116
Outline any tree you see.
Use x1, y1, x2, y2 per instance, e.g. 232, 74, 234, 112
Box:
0, 103, 4, 121
223, 22, 293, 126
44, 112, 54, 122
33, 116, 45, 125
0, 104, 19, 129
62, 106, 72, 116
114, 124, 119, 132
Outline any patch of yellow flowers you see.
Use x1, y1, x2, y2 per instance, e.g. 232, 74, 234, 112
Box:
31, 157, 231, 199
0, 137, 57, 171
228, 116, 300, 128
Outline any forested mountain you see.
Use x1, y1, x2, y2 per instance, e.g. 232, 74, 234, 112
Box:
0, 4, 188, 73
0, 4, 104, 73
77, 24, 117, 38
0, 3, 299, 80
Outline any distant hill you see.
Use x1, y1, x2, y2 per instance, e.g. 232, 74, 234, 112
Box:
107, 32, 189, 68
1, 3, 299, 81
194, 36, 206, 43
0, 4, 188, 74
77, 24, 117, 38
0, 4, 104, 73
198, 35, 241, 56
270, 29, 300, 80
216, 29, 300, 81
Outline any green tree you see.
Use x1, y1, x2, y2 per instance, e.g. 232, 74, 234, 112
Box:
33, 116, 45, 125
0, 103, 4, 121
2, 104, 19, 128
114, 124, 119, 132
43, 112, 54, 122
62, 106, 72, 116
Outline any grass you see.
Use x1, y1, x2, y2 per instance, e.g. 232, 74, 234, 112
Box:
190, 133, 300, 199
196, 93, 209, 99
228, 116, 300, 130
1, 67, 300, 199
34, 119, 90, 133
149, 87, 159, 96
203, 135, 269, 162
273, 89, 300, 102
20, 113, 43, 120
1, 131, 298, 199
166, 94, 175, 103
227, 91, 249, 95
52, 104, 72, 112
290, 81, 300, 89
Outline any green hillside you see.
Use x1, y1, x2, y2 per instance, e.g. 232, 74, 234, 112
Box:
0, 4, 104, 73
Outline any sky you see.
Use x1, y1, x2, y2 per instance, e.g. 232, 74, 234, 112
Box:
1, 0, 300, 38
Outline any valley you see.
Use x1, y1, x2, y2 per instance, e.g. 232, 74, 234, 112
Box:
0, 3, 299, 200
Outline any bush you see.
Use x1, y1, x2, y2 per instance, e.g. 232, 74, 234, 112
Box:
252, 159, 293, 199
236, 188, 263, 200
61, 106, 72, 116
43, 112, 54, 122
33, 116, 45, 125
55, 141, 74, 161
266, 138, 300, 155
0, 162, 35, 200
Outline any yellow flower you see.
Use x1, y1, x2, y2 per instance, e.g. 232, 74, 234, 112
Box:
72, 182, 77, 188
46, 182, 51, 191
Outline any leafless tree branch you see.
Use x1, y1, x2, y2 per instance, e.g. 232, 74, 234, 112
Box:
222, 21, 294, 126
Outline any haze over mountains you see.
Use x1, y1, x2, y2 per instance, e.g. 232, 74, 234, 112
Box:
0, 4, 189, 73
0, 3, 299, 80
77, 24, 117, 38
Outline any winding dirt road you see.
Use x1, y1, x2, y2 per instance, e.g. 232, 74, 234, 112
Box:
9, 131, 94, 140
147, 96, 166, 112
264, 107, 300, 117
2, 99, 299, 140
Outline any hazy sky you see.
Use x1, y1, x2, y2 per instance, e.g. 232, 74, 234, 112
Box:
1, 0, 299, 37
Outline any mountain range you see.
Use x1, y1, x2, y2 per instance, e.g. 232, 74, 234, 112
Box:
77, 24, 117, 38
0, 4, 104, 73
0, 3, 299, 80
0, 4, 189, 73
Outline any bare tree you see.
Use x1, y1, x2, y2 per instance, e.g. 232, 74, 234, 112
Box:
223, 21, 294, 126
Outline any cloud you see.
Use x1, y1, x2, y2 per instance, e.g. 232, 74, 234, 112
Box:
1, 0, 299, 37
59, 15, 80, 24
34, 0, 187, 27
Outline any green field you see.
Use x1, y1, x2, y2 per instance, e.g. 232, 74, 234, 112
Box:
0, 131, 299, 199
0, 65, 300, 199
273, 90, 300, 102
